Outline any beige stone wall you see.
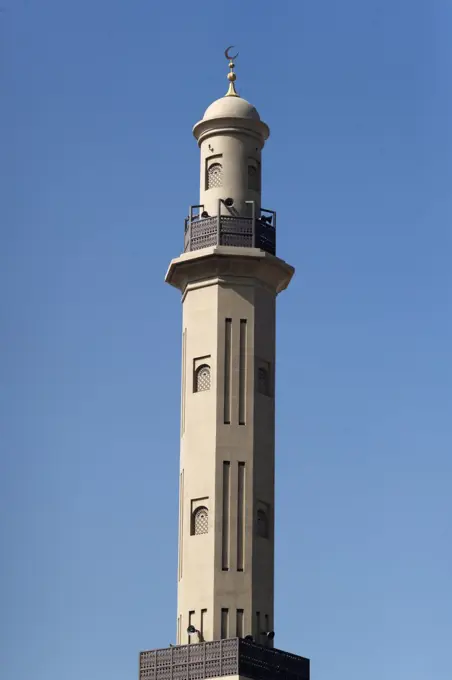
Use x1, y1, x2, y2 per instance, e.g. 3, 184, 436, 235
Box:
198, 132, 263, 218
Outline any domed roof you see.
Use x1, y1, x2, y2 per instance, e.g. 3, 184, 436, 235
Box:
202, 95, 261, 122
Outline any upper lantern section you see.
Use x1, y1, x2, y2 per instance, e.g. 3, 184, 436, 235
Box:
186, 49, 276, 256
193, 50, 270, 145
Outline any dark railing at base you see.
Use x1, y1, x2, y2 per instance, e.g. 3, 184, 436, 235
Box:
140, 638, 310, 680
184, 215, 276, 256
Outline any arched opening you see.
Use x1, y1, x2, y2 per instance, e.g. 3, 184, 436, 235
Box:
207, 162, 223, 189
248, 161, 261, 192
192, 506, 209, 535
195, 364, 211, 392
258, 367, 269, 396
256, 509, 269, 539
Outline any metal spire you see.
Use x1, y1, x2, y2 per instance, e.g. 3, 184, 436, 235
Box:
224, 46, 239, 97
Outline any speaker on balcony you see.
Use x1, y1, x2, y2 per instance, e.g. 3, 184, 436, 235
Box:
262, 631, 275, 640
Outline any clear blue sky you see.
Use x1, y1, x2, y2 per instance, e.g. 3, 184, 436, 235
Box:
1, 1, 451, 679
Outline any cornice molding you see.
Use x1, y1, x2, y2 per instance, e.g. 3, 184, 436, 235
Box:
165, 246, 295, 297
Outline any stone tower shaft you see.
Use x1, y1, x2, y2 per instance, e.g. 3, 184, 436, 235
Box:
165, 65, 294, 648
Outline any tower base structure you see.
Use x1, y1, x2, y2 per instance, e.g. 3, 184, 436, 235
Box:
140, 638, 310, 680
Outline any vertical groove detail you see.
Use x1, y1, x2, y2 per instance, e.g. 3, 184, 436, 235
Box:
224, 318, 232, 424
201, 609, 207, 639
181, 329, 186, 434
239, 319, 247, 425
179, 470, 184, 579
188, 611, 195, 644
236, 609, 244, 638
222, 462, 231, 570
237, 462, 245, 571
256, 611, 261, 640
221, 608, 229, 639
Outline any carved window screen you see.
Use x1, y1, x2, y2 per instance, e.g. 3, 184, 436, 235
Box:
195, 364, 211, 392
193, 507, 209, 535
207, 163, 223, 189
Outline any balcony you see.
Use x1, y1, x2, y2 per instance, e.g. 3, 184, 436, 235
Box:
184, 212, 276, 256
140, 638, 310, 680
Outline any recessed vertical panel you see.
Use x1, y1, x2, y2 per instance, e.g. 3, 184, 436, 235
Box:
222, 461, 231, 570
236, 609, 244, 638
255, 611, 261, 640
237, 462, 245, 571
181, 329, 187, 434
221, 608, 229, 639
238, 319, 247, 424
178, 470, 184, 580
224, 318, 232, 424
188, 610, 195, 644
201, 609, 207, 639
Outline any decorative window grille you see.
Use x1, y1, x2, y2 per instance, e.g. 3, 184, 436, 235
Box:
207, 163, 223, 189
256, 509, 269, 539
193, 507, 209, 535
195, 364, 211, 392
248, 163, 260, 192
258, 367, 270, 396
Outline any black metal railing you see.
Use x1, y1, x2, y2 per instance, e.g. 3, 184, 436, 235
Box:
239, 638, 310, 680
184, 214, 276, 256
139, 638, 310, 680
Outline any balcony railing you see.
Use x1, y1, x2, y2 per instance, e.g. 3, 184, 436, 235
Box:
139, 638, 310, 680
184, 213, 276, 256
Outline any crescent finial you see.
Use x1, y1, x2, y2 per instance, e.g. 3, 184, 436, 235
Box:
224, 46, 239, 97
224, 45, 239, 61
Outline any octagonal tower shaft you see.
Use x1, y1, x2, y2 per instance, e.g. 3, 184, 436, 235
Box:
166, 82, 294, 648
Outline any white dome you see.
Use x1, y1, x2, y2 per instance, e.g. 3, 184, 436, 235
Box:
202, 95, 261, 121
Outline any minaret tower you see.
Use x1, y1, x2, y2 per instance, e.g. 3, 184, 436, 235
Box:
140, 52, 310, 680
166, 52, 294, 645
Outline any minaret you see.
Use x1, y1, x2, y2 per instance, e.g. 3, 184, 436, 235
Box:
140, 52, 310, 680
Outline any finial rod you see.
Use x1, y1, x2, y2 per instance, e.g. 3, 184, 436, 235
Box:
224, 46, 239, 97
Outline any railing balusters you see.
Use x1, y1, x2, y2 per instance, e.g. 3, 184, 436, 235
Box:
217, 199, 222, 246
140, 638, 309, 680
183, 212, 276, 256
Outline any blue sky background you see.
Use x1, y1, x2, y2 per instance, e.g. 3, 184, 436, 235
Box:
1, 1, 451, 679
